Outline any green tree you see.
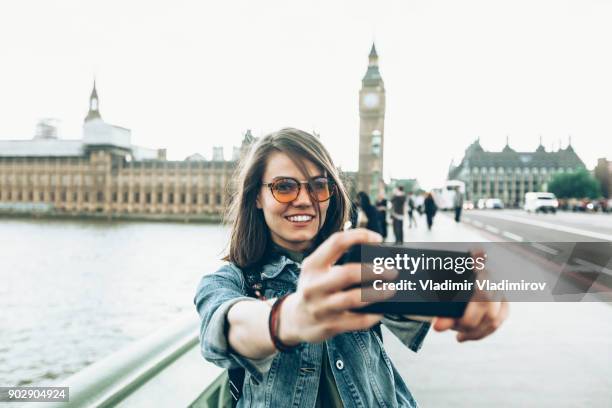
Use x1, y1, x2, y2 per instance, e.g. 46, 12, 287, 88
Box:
548, 169, 601, 199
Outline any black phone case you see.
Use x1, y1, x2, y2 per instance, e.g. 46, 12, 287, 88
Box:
337, 244, 474, 317
357, 301, 468, 317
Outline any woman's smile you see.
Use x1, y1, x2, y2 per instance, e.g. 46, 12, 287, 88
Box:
285, 213, 316, 226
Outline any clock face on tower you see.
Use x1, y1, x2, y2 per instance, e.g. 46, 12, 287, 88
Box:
363, 93, 379, 109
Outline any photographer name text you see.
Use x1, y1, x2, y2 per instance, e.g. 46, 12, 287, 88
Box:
373, 279, 547, 292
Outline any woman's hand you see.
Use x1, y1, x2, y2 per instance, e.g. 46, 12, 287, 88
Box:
432, 250, 509, 342
278, 229, 396, 346
432, 299, 509, 342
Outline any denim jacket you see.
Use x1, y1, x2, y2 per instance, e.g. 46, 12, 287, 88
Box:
193, 254, 430, 408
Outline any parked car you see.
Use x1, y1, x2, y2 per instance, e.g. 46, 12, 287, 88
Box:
524, 192, 558, 213
485, 198, 504, 209
477, 199, 487, 209
571, 199, 596, 212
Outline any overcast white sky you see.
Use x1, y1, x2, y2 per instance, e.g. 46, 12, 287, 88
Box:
1, 0, 611, 189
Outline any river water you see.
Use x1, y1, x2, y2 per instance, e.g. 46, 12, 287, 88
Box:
0, 218, 229, 388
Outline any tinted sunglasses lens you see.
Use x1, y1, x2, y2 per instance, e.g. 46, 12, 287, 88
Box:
311, 178, 333, 201
271, 179, 299, 202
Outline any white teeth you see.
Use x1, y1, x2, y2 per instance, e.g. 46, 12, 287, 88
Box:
287, 215, 313, 222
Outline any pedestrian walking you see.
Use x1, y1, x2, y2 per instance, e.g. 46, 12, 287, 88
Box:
424, 192, 437, 230
407, 191, 417, 228
391, 186, 406, 243
416, 193, 425, 215
375, 193, 388, 240
356, 191, 383, 235
453, 187, 464, 222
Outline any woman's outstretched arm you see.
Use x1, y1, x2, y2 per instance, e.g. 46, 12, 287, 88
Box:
226, 298, 277, 359
226, 229, 396, 360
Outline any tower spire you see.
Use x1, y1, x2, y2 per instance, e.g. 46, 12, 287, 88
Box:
502, 134, 514, 152
362, 42, 383, 86
566, 134, 574, 152
369, 43, 378, 58
368, 42, 378, 67
85, 78, 101, 122
536, 134, 545, 152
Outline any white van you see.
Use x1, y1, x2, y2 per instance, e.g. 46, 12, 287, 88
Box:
433, 180, 466, 210
524, 192, 559, 213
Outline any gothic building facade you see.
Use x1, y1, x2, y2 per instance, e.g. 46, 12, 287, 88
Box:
0, 82, 253, 220
448, 138, 585, 207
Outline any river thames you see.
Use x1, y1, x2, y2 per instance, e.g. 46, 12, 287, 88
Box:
0, 218, 229, 388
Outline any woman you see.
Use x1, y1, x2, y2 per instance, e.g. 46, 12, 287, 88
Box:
356, 191, 383, 235
194, 128, 507, 407
424, 192, 437, 230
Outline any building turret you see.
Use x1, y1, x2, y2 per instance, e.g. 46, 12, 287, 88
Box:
84, 80, 101, 122
502, 135, 515, 153
536, 135, 546, 152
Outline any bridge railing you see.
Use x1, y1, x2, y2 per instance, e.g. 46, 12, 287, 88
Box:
47, 313, 231, 408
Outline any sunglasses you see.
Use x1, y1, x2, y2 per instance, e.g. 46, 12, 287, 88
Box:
262, 176, 335, 203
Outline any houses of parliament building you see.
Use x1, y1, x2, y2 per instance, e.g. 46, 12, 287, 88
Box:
0, 82, 252, 220
0, 45, 385, 220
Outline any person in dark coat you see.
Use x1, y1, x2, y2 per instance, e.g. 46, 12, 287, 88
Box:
424, 192, 437, 230
375, 193, 388, 240
390, 187, 406, 243
356, 191, 383, 235
453, 187, 464, 223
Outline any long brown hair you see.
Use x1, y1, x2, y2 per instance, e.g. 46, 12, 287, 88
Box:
223, 128, 350, 269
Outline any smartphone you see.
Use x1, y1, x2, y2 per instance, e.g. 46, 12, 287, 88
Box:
336, 244, 477, 317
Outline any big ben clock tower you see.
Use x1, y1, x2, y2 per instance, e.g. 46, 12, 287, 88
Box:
358, 43, 386, 198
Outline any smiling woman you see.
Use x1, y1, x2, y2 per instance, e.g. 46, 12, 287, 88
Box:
223, 128, 349, 268
193, 128, 433, 407
193, 128, 509, 407
257, 154, 334, 252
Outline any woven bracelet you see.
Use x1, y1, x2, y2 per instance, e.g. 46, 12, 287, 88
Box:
268, 294, 300, 352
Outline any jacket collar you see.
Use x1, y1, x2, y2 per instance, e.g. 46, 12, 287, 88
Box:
261, 254, 301, 280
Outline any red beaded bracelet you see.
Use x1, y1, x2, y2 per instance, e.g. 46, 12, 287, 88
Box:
268, 294, 299, 352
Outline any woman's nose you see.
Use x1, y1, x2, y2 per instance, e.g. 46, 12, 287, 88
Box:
292, 184, 313, 207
